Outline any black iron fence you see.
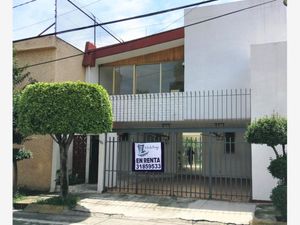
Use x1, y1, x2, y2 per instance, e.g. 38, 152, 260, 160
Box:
103, 132, 252, 202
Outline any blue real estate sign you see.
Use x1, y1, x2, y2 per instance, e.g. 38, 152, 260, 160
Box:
132, 142, 164, 172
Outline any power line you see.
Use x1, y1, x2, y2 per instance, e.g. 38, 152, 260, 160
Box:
159, 7, 195, 33
66, 0, 123, 43
13, 0, 37, 8
19, 53, 84, 69
18, 0, 277, 70
14, 0, 218, 42
13, 0, 104, 31
70, 0, 124, 43
185, 0, 277, 29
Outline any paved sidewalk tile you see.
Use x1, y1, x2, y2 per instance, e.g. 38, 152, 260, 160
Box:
74, 194, 256, 225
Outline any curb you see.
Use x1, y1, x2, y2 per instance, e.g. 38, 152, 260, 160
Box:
24, 204, 68, 214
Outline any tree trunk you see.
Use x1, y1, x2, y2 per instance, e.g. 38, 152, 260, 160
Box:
54, 134, 74, 200
13, 159, 18, 196
59, 143, 69, 200
271, 146, 280, 159
282, 144, 286, 156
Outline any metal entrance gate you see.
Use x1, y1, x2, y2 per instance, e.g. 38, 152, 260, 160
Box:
103, 132, 252, 202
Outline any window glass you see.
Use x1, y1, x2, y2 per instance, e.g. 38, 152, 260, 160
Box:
136, 64, 160, 94
115, 66, 133, 94
225, 132, 235, 154
161, 61, 184, 93
99, 66, 113, 94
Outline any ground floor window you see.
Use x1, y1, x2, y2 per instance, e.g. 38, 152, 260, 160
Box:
225, 132, 235, 154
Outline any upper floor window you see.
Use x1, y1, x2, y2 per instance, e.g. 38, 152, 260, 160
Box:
136, 64, 160, 94
99, 66, 113, 94
161, 61, 184, 93
115, 66, 133, 95
99, 60, 184, 95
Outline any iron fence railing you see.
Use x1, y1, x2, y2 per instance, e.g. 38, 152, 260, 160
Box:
110, 89, 251, 122
103, 132, 252, 201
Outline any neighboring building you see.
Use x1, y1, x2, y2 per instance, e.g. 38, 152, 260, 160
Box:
14, 36, 85, 191
77, 0, 286, 201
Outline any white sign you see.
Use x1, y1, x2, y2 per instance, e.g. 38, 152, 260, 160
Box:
132, 142, 164, 172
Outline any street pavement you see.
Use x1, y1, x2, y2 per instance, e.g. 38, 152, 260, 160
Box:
13, 193, 256, 225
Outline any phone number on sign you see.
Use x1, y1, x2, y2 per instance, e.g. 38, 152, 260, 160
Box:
136, 163, 161, 170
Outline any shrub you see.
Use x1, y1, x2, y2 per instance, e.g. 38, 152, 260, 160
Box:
14, 148, 32, 161
245, 115, 287, 147
268, 155, 287, 184
245, 115, 287, 158
270, 185, 287, 221
36, 195, 80, 209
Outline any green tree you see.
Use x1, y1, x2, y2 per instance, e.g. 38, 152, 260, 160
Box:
245, 114, 287, 221
18, 82, 112, 199
13, 48, 36, 195
13, 92, 33, 194
244, 115, 287, 159
13, 48, 37, 89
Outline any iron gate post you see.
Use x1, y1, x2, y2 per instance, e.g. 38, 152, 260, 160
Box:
103, 133, 107, 192
209, 134, 212, 199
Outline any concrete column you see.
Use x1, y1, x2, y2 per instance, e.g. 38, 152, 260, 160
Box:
67, 141, 73, 171
50, 140, 60, 192
85, 135, 91, 184
97, 134, 106, 192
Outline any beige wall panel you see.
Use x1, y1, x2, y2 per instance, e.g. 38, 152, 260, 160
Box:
55, 39, 85, 82
18, 135, 53, 191
15, 48, 56, 86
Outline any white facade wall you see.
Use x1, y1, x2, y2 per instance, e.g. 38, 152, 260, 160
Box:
250, 41, 287, 200
85, 66, 98, 84
184, 0, 286, 200
184, 0, 286, 91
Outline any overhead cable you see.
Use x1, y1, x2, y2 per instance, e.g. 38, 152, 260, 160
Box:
13, 0, 37, 8
17, 0, 277, 69
14, 0, 218, 42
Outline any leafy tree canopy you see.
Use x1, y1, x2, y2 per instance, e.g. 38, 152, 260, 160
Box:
18, 81, 113, 136
245, 115, 287, 147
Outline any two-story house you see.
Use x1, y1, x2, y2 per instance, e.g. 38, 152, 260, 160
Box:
48, 0, 286, 202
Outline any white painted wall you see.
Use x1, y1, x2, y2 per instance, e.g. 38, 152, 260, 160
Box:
85, 66, 98, 84
184, 0, 286, 91
250, 41, 287, 200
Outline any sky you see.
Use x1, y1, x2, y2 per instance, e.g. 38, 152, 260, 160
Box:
13, 0, 238, 51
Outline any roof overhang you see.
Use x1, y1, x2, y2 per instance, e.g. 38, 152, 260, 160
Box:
83, 27, 184, 67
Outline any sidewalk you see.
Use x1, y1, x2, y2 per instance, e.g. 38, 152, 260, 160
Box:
74, 193, 256, 225
14, 192, 257, 225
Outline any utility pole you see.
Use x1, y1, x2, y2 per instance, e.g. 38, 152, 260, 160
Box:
55, 0, 57, 35
93, 14, 96, 46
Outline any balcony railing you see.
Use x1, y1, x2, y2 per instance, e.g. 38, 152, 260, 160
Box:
110, 89, 251, 122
